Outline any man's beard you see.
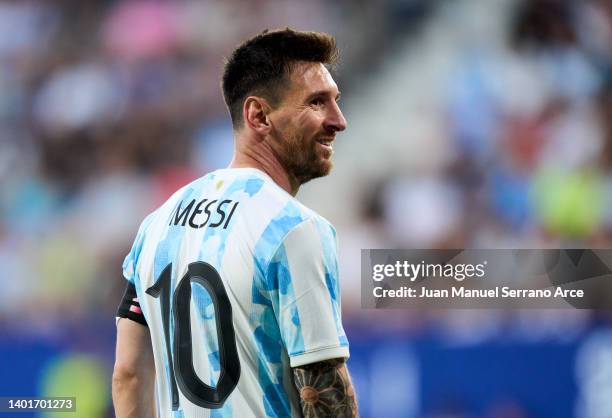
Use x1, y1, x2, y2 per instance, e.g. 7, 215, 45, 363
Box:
274, 131, 333, 186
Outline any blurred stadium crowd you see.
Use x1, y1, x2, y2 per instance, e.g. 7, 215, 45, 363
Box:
2, 0, 612, 416
0, 0, 408, 325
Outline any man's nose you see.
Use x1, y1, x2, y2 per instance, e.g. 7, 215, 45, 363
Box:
324, 101, 347, 132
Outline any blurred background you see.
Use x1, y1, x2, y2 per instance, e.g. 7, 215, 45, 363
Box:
1, 0, 612, 416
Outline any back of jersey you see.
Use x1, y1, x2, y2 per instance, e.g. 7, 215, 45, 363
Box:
122, 168, 349, 418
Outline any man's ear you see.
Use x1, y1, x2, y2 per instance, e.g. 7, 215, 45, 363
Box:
243, 97, 272, 135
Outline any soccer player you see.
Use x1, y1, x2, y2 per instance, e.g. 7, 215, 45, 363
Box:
112, 28, 358, 418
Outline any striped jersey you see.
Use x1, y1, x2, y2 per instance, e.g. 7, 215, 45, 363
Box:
121, 167, 349, 418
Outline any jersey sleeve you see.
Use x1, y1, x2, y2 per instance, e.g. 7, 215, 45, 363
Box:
267, 216, 349, 367
122, 213, 154, 284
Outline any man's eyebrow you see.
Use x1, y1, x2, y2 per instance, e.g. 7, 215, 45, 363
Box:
305, 90, 341, 101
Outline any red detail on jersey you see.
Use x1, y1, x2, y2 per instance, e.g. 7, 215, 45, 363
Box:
130, 305, 142, 314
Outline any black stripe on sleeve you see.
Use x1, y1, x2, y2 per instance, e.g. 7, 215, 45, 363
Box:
116, 281, 148, 327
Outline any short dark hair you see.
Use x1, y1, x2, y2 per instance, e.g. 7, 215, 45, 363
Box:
221, 28, 338, 128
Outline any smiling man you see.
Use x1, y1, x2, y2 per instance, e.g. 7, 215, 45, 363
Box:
112, 28, 357, 418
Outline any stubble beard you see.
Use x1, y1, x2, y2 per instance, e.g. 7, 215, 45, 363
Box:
277, 131, 333, 186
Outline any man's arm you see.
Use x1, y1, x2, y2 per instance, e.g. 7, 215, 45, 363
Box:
112, 318, 156, 418
293, 358, 358, 417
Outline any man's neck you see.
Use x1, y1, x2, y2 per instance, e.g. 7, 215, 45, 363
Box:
229, 135, 300, 196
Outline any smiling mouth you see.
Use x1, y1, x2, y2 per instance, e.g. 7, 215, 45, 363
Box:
316, 138, 334, 150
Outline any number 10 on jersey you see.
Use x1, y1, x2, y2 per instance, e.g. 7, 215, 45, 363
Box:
146, 262, 241, 410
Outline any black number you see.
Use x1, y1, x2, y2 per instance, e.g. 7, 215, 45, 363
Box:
146, 262, 241, 409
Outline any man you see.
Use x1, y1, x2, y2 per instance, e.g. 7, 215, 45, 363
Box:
112, 28, 358, 418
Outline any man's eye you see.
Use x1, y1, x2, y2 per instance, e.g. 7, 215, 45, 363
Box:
310, 98, 324, 106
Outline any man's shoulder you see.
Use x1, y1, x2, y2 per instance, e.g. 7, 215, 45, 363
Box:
263, 188, 334, 233
245, 186, 336, 271
261, 203, 336, 263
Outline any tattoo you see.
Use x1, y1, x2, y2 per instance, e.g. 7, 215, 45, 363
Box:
293, 358, 358, 418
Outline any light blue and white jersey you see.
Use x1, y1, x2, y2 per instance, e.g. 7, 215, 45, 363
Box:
122, 167, 349, 418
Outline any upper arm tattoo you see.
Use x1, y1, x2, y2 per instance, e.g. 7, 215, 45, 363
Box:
293, 358, 358, 418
